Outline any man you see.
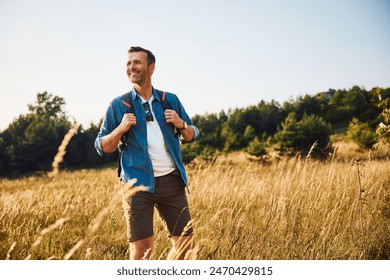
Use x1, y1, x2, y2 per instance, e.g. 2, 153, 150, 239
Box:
95, 46, 200, 260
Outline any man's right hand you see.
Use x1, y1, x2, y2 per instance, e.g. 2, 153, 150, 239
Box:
119, 113, 137, 134
101, 113, 136, 154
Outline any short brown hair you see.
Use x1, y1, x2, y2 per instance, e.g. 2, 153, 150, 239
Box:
128, 46, 156, 65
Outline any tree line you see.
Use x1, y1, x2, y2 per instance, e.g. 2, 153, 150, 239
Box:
181, 86, 389, 162
0, 86, 389, 176
0, 92, 117, 176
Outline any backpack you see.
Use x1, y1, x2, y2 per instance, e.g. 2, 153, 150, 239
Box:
117, 90, 173, 177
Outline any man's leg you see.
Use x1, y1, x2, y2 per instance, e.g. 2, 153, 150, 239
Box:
167, 235, 195, 260
154, 170, 195, 259
129, 236, 154, 260
122, 184, 155, 260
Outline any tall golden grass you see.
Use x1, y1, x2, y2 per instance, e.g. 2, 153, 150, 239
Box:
48, 123, 80, 178
1, 145, 389, 260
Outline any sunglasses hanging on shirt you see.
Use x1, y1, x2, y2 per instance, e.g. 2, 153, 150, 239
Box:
143, 102, 154, 122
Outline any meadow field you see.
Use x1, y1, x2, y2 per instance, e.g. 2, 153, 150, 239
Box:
0, 144, 389, 260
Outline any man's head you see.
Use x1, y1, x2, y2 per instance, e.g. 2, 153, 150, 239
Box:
128, 46, 155, 66
127, 46, 156, 86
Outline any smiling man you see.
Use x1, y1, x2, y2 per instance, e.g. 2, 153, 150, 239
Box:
95, 46, 200, 260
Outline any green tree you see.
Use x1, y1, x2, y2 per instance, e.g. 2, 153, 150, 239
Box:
0, 136, 7, 174
246, 137, 266, 157
21, 118, 61, 170
180, 141, 202, 164
0, 92, 71, 175
275, 112, 299, 149
283, 94, 321, 120
223, 131, 244, 152
244, 125, 256, 143
191, 111, 227, 150
275, 112, 332, 157
64, 120, 118, 167
222, 100, 283, 152
28, 92, 67, 122
323, 86, 380, 127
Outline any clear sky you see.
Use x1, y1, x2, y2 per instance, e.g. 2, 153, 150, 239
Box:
1, 0, 389, 130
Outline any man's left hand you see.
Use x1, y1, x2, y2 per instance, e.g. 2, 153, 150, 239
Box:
164, 109, 184, 129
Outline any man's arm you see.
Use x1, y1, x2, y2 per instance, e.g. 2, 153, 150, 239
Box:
178, 123, 195, 142
164, 110, 195, 142
101, 113, 136, 154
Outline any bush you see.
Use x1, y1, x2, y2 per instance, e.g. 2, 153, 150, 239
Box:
200, 146, 218, 162
180, 142, 202, 164
246, 137, 266, 157
275, 112, 332, 157
347, 118, 377, 149
374, 87, 390, 147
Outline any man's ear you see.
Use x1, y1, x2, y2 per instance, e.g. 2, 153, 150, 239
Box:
150, 63, 155, 75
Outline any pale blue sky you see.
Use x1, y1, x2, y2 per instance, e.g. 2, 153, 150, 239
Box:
1, 0, 389, 130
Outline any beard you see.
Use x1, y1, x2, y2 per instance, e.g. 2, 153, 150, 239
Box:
128, 70, 148, 85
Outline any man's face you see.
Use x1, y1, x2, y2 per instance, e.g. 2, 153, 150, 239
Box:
126, 51, 154, 85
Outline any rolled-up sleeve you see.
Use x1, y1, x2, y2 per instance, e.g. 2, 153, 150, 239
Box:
94, 136, 106, 156
179, 125, 200, 143
94, 99, 120, 156
190, 125, 200, 141
174, 95, 201, 144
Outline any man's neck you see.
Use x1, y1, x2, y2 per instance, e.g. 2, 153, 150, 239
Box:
134, 83, 153, 101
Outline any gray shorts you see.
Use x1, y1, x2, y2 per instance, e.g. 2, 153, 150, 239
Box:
122, 170, 193, 242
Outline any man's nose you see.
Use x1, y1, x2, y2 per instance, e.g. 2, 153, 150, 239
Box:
127, 61, 134, 68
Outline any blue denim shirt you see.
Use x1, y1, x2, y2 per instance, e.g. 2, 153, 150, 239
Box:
95, 87, 200, 192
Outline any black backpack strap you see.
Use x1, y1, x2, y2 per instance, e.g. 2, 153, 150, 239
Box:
117, 92, 135, 177
121, 92, 135, 113
156, 89, 172, 111
156, 89, 179, 136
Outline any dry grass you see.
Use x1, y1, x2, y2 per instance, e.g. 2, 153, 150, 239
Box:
330, 135, 390, 162
48, 123, 80, 178
1, 147, 389, 260
188, 155, 389, 259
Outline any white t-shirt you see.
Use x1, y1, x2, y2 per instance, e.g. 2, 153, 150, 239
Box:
140, 95, 176, 177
